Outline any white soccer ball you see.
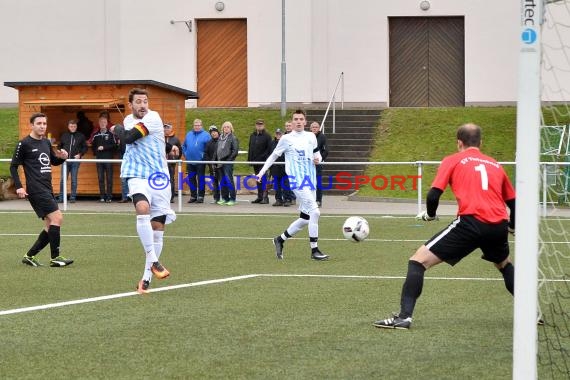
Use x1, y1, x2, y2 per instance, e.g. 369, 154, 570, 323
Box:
342, 216, 370, 242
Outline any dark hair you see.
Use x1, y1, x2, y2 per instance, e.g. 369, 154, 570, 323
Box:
98, 110, 110, 120
30, 112, 46, 124
457, 123, 481, 148
129, 88, 149, 103
292, 109, 306, 118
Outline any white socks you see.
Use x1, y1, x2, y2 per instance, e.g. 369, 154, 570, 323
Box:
154, 230, 164, 259
308, 208, 320, 245
137, 215, 158, 282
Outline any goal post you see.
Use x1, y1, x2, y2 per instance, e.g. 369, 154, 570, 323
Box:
513, 0, 543, 378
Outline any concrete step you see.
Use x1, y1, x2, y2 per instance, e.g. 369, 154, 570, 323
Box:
327, 143, 375, 148
307, 114, 380, 124
307, 109, 381, 116
326, 136, 375, 142
321, 120, 380, 125
325, 128, 377, 134
326, 156, 372, 162
327, 141, 374, 148
306, 108, 381, 189
327, 152, 371, 160
326, 134, 376, 141
324, 129, 377, 135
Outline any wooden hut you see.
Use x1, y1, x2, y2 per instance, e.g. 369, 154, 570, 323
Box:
4, 80, 197, 198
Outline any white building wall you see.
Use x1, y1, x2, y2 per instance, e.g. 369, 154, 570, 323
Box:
0, 0, 107, 102
0, 0, 524, 106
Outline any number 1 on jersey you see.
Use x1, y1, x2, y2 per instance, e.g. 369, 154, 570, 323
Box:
474, 164, 488, 190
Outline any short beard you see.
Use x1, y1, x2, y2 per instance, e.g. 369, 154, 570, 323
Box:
134, 109, 146, 119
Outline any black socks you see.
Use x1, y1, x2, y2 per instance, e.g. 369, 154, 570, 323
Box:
48, 225, 61, 259
499, 262, 515, 295
27, 230, 49, 257
400, 260, 426, 319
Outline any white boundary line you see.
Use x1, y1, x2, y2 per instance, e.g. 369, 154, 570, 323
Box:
258, 274, 504, 281
1, 273, 568, 317
0, 274, 258, 317
0, 210, 417, 219
0, 233, 426, 242
9, 210, 570, 221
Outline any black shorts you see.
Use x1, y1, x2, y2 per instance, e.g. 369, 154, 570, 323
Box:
28, 192, 59, 219
425, 215, 510, 266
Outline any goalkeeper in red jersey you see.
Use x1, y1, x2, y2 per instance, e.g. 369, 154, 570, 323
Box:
373, 123, 516, 329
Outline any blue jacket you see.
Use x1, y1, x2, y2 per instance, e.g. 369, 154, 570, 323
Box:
182, 129, 211, 162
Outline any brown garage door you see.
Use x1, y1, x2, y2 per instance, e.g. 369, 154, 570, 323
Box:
197, 19, 248, 107
389, 17, 464, 107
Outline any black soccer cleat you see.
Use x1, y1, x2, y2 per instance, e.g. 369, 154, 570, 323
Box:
22, 255, 43, 267
311, 250, 329, 261
373, 313, 412, 330
273, 237, 284, 260
49, 256, 74, 267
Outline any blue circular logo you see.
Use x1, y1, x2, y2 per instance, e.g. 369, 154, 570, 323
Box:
522, 28, 537, 44
148, 172, 170, 190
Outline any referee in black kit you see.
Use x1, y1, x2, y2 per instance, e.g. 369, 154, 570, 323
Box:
10, 112, 74, 267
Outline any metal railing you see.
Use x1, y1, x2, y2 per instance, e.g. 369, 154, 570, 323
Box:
3, 158, 570, 215
320, 72, 344, 135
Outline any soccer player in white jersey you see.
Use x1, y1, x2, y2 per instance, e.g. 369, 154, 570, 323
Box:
256, 109, 329, 261
110, 88, 178, 294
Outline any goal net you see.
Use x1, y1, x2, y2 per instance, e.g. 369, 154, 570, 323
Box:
516, 1, 570, 378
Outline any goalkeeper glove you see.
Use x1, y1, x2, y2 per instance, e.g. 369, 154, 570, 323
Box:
416, 211, 439, 221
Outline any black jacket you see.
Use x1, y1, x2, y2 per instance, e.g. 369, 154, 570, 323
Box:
315, 131, 328, 161
91, 130, 117, 159
112, 124, 127, 158
217, 133, 239, 162
204, 137, 219, 173
269, 138, 286, 177
166, 135, 182, 160
58, 131, 88, 159
247, 130, 272, 163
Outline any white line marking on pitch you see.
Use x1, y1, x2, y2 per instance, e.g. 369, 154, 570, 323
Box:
259, 273, 570, 282
2, 272, 569, 318
0, 233, 424, 243
0, 274, 258, 317
259, 273, 504, 281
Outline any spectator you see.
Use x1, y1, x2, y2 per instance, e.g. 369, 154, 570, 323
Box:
310, 121, 328, 207
11, 112, 73, 267
182, 119, 211, 204
248, 119, 273, 204
92, 114, 117, 202
57, 119, 88, 203
204, 125, 221, 204
269, 129, 292, 207
76, 111, 94, 142
216, 121, 239, 206
164, 123, 182, 203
